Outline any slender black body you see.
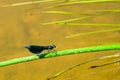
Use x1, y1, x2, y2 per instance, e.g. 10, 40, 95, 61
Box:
25, 44, 56, 54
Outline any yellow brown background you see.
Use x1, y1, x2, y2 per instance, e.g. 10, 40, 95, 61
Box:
0, 0, 120, 80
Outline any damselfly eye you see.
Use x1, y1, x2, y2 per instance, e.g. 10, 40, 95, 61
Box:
51, 44, 56, 48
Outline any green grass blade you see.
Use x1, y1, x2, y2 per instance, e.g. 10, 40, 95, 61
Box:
41, 10, 78, 15
42, 16, 92, 25
55, 0, 120, 7
65, 28, 120, 38
40, 9, 120, 16
85, 10, 120, 13
0, 44, 120, 67
90, 59, 120, 68
42, 10, 119, 25
1, 0, 56, 7
59, 23, 120, 26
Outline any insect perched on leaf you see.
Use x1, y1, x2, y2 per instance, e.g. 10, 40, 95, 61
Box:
25, 44, 56, 54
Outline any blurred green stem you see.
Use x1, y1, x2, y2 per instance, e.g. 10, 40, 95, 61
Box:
0, 44, 120, 67
47, 53, 120, 80
90, 59, 120, 68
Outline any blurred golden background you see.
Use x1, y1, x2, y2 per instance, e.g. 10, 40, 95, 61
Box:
0, 0, 120, 80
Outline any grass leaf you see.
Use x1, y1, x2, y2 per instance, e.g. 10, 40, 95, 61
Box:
59, 23, 120, 26
65, 28, 120, 38
55, 0, 120, 7
42, 16, 92, 25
